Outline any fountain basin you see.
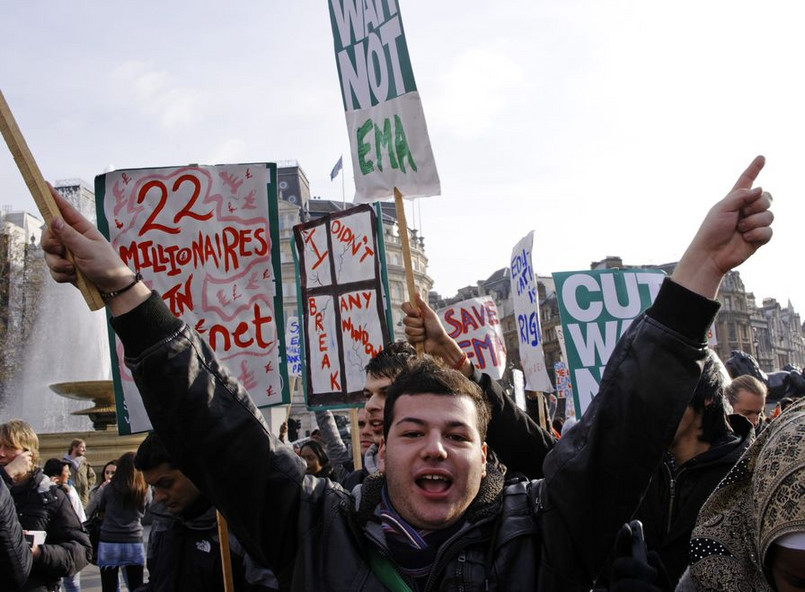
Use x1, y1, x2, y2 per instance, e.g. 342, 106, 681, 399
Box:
49, 381, 116, 431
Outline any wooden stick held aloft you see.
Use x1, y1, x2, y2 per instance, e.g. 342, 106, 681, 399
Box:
0, 89, 104, 310
393, 187, 424, 356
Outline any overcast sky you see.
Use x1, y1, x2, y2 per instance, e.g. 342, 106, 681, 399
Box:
1, 1, 803, 311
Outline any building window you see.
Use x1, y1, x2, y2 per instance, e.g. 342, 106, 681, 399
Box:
390, 281, 404, 302
280, 242, 293, 264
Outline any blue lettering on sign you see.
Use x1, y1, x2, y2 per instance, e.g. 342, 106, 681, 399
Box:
287, 317, 301, 375
517, 311, 541, 347
511, 248, 537, 303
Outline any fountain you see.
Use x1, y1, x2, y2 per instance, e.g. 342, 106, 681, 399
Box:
0, 181, 146, 464
49, 380, 117, 431
1, 277, 112, 433
38, 379, 146, 465
0, 277, 147, 465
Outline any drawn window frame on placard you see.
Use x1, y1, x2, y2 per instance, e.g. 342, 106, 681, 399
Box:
292, 203, 391, 409
94, 162, 288, 435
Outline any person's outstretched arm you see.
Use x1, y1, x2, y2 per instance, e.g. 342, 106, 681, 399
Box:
41, 187, 316, 581
538, 155, 773, 591
313, 409, 353, 481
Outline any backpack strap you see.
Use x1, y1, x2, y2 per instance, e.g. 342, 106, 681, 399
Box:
367, 546, 413, 592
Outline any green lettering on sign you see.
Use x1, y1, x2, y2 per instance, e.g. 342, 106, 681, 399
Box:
357, 118, 374, 174
394, 114, 416, 173
355, 114, 418, 177
374, 117, 397, 172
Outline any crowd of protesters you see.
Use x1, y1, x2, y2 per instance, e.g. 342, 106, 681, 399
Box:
3, 156, 804, 591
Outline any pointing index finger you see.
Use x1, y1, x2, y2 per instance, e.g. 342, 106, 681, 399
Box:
732, 155, 765, 191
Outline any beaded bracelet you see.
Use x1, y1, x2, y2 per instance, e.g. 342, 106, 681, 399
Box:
100, 272, 143, 302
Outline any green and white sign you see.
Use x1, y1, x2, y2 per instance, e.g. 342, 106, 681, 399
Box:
552, 269, 666, 417
329, 0, 440, 202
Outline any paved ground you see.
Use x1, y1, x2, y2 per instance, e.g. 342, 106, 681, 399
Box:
73, 561, 151, 592
76, 563, 103, 592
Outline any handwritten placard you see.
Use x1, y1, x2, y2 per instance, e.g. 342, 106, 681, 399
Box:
285, 316, 302, 377
554, 361, 575, 420
293, 204, 390, 407
96, 163, 287, 434
328, 0, 440, 201
510, 231, 552, 391
437, 296, 507, 380
552, 269, 665, 417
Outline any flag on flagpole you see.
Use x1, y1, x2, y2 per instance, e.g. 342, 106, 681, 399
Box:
330, 156, 343, 181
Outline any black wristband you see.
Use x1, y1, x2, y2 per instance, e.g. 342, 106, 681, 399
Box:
100, 271, 143, 302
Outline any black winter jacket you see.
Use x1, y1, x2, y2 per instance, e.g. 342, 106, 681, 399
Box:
0, 476, 32, 590
2, 467, 91, 592
473, 367, 555, 479
633, 413, 754, 585
111, 278, 719, 592
141, 502, 276, 592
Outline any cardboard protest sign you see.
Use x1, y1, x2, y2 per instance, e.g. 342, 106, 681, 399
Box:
554, 361, 575, 421
328, 0, 440, 201
707, 324, 718, 347
293, 204, 391, 408
437, 296, 507, 380
96, 163, 287, 434
510, 231, 552, 391
285, 316, 302, 377
552, 269, 665, 417
512, 368, 526, 412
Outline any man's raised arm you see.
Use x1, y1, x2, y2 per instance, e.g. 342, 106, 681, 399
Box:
538, 155, 773, 591
41, 186, 311, 582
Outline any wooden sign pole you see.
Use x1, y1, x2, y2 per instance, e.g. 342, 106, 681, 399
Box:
350, 407, 363, 471
393, 187, 423, 356
216, 511, 235, 592
0, 89, 104, 311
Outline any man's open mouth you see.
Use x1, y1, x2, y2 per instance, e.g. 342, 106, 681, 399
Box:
416, 474, 452, 494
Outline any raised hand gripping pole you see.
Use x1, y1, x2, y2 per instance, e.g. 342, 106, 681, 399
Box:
0, 88, 104, 311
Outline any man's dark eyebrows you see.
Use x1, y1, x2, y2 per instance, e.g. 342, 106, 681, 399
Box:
393, 417, 472, 431
363, 386, 388, 397
444, 420, 472, 431
394, 416, 426, 428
